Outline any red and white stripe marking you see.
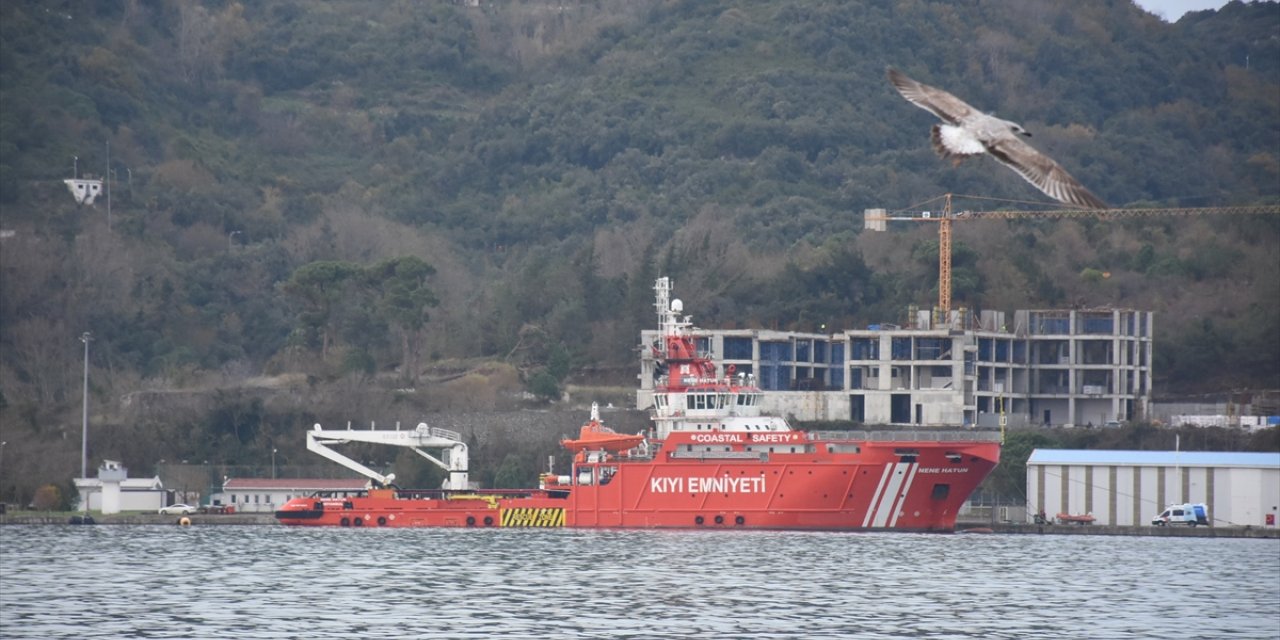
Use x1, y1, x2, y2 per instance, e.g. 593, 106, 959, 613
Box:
862, 462, 919, 528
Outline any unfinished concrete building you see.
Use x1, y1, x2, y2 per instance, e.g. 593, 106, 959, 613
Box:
637, 308, 1152, 427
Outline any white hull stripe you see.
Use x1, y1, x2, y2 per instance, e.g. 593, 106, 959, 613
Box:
871, 463, 910, 527
862, 463, 896, 528
886, 463, 920, 528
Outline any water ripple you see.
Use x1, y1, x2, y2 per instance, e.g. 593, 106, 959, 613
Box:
1, 526, 1276, 639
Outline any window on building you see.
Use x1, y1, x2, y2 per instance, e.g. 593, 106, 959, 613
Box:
851, 338, 877, 360
760, 341, 792, 363
915, 338, 944, 360
978, 338, 993, 361
891, 337, 911, 360
723, 337, 754, 360
796, 340, 812, 363
1081, 313, 1114, 334
695, 336, 711, 357
759, 365, 790, 391
995, 340, 1009, 362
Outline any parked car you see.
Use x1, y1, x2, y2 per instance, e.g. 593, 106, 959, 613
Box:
1152, 503, 1210, 527
158, 504, 197, 515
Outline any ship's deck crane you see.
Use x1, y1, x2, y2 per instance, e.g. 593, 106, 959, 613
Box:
306, 422, 470, 490
864, 193, 1280, 316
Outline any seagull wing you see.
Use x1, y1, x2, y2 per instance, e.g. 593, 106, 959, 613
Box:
887, 68, 978, 125
985, 136, 1108, 209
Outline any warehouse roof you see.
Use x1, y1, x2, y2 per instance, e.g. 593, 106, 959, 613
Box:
1027, 449, 1280, 468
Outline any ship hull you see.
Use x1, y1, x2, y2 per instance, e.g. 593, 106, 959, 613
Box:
276, 439, 999, 531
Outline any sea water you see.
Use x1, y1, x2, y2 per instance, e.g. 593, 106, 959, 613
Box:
0, 525, 1276, 639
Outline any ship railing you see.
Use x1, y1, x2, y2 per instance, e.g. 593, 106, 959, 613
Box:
430, 426, 463, 442
810, 430, 1003, 443
669, 450, 769, 462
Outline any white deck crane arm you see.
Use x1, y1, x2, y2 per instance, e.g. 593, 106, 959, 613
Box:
305, 423, 470, 490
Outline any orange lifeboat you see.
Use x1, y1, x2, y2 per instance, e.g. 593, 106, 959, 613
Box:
561, 405, 643, 453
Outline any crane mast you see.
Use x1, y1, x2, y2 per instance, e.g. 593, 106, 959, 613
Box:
865, 195, 1280, 317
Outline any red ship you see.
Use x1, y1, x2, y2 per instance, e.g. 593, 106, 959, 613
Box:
276, 278, 1001, 530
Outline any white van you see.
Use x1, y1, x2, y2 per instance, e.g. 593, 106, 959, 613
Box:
1151, 503, 1209, 527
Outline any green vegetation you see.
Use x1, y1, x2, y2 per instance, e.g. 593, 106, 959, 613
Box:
0, 1, 1277, 505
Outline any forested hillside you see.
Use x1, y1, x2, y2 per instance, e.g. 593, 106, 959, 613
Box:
1, 0, 1277, 505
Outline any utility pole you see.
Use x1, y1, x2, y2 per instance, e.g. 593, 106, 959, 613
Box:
80, 332, 92, 479
106, 141, 111, 231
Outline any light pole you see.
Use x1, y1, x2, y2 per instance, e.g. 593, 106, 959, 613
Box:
80, 332, 92, 479
73, 156, 78, 179
272, 448, 277, 479
105, 140, 111, 231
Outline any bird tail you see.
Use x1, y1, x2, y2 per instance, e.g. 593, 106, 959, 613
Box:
930, 125, 959, 162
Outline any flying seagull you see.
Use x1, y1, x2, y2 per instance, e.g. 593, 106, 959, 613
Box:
887, 67, 1107, 209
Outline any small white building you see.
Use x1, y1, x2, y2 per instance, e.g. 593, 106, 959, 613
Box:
212, 478, 368, 513
1026, 449, 1280, 528
73, 460, 165, 514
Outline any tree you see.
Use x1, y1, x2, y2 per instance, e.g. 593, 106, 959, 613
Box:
527, 371, 560, 402
981, 429, 1057, 505
282, 261, 362, 360
366, 256, 438, 382
492, 453, 531, 489
32, 484, 62, 511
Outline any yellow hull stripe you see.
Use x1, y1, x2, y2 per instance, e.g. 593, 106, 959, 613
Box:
500, 507, 565, 528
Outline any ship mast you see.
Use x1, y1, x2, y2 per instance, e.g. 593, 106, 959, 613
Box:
654, 276, 686, 339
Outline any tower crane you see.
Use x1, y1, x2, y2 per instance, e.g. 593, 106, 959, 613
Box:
864, 194, 1280, 317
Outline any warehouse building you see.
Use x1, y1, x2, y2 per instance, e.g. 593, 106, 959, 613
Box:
1025, 449, 1280, 528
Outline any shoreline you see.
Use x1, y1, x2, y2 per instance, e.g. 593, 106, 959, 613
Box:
2, 513, 1277, 537
0, 513, 278, 526
956, 521, 1279, 538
